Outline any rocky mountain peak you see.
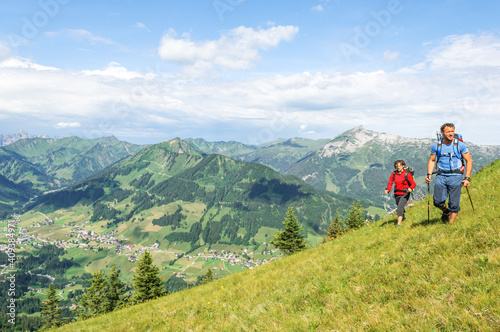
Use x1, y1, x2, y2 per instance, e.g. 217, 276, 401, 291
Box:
0, 130, 47, 147
156, 137, 203, 157
320, 126, 376, 157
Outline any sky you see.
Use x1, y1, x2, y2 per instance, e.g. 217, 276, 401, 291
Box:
0, 0, 499, 146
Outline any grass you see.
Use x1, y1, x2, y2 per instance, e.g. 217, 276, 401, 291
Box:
52, 160, 500, 331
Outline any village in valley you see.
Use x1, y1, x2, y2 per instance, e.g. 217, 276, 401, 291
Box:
0, 208, 282, 287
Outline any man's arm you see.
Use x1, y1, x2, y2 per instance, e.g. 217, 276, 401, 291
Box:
462, 152, 473, 187
463, 152, 473, 178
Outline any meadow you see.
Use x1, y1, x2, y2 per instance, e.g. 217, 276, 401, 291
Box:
50, 160, 500, 331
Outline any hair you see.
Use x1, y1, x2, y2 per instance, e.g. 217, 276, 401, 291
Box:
394, 160, 405, 168
440, 123, 455, 132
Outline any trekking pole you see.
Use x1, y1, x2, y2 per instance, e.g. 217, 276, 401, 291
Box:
427, 182, 430, 224
465, 186, 475, 212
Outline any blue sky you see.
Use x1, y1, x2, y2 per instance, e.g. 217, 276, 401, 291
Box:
0, 0, 499, 145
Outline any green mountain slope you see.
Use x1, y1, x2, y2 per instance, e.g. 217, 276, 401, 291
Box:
185, 138, 258, 156
235, 137, 332, 172
0, 174, 34, 218
0, 136, 144, 217
1, 136, 144, 186
186, 137, 331, 172
25, 138, 354, 250
54, 159, 500, 331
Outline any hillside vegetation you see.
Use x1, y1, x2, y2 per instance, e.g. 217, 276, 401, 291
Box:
25, 138, 354, 252
53, 159, 500, 331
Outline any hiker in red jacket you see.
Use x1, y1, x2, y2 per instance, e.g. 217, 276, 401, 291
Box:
385, 160, 416, 225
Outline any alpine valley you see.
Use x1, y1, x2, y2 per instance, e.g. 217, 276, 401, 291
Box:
1, 126, 499, 329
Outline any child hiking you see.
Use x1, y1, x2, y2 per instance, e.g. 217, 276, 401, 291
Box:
385, 160, 416, 226
425, 123, 473, 224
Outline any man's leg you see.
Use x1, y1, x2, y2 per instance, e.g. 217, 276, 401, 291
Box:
434, 176, 450, 221
447, 175, 463, 224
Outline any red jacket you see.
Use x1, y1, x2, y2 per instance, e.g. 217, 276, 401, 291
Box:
386, 170, 416, 195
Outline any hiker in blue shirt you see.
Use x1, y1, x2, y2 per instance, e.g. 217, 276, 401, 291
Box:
425, 123, 473, 223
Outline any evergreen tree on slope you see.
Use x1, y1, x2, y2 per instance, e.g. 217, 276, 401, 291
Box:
105, 264, 128, 312
40, 284, 61, 330
323, 210, 345, 242
133, 251, 167, 303
79, 270, 108, 319
271, 207, 307, 255
201, 268, 214, 285
346, 201, 365, 230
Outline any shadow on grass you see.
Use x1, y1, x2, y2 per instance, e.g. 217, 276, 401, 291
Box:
411, 217, 443, 228
378, 219, 400, 227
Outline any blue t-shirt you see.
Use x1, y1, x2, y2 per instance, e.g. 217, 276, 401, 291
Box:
431, 140, 468, 174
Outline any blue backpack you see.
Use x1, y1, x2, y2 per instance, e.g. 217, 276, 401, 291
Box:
436, 133, 465, 174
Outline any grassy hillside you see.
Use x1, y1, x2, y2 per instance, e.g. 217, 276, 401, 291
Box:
53, 159, 500, 331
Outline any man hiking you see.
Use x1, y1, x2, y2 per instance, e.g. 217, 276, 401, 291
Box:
425, 123, 473, 223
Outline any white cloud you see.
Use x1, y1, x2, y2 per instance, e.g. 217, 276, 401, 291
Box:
0, 56, 59, 71
427, 32, 500, 69
382, 50, 400, 63
44, 29, 128, 52
158, 25, 299, 75
82, 62, 156, 80
70, 29, 114, 44
312, 0, 330, 12
135, 22, 150, 32
55, 122, 81, 128
0, 43, 12, 60
1, 32, 499, 144
0, 56, 124, 120
45, 29, 114, 45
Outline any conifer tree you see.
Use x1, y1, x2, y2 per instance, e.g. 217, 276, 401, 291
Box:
346, 201, 365, 230
40, 284, 61, 330
79, 270, 108, 319
271, 207, 307, 255
323, 210, 345, 242
105, 264, 128, 312
133, 251, 167, 303
201, 268, 214, 285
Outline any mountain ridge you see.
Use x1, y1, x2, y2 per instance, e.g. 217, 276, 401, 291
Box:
183, 126, 500, 207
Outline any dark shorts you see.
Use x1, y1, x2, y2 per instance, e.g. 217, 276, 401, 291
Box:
433, 175, 462, 212
394, 193, 410, 217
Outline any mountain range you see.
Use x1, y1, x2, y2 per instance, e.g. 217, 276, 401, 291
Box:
2, 126, 499, 221
188, 126, 500, 207
24, 137, 353, 249
0, 135, 144, 217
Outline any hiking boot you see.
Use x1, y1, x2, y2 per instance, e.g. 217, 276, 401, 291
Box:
441, 209, 450, 222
